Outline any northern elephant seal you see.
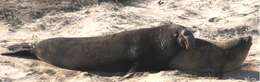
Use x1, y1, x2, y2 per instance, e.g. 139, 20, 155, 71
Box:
168, 36, 252, 75
2, 24, 195, 73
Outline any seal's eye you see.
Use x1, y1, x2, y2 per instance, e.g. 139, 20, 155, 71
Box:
180, 30, 194, 39
183, 30, 191, 36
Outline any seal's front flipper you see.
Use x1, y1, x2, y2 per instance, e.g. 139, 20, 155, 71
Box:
120, 62, 139, 80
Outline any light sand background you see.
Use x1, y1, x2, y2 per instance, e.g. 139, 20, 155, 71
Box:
0, 0, 259, 82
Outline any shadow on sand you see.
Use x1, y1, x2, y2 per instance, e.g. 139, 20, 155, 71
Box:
222, 63, 259, 81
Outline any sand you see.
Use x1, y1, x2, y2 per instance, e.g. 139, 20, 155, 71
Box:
0, 0, 259, 82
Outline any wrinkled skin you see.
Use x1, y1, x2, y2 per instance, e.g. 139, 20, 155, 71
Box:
168, 36, 252, 75
2, 24, 196, 73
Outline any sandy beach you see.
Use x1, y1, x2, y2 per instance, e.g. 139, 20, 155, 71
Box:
0, 0, 259, 82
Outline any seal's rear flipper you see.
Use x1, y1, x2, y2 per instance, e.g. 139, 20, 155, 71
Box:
1, 49, 32, 55
7, 43, 33, 51
1, 43, 34, 56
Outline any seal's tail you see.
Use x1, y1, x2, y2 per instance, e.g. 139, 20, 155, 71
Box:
1, 43, 34, 56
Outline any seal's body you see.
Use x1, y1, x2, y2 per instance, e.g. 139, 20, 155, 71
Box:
3, 24, 195, 72
169, 36, 252, 75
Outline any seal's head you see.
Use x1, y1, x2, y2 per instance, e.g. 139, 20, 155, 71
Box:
222, 36, 252, 72
177, 29, 196, 49
168, 36, 253, 75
